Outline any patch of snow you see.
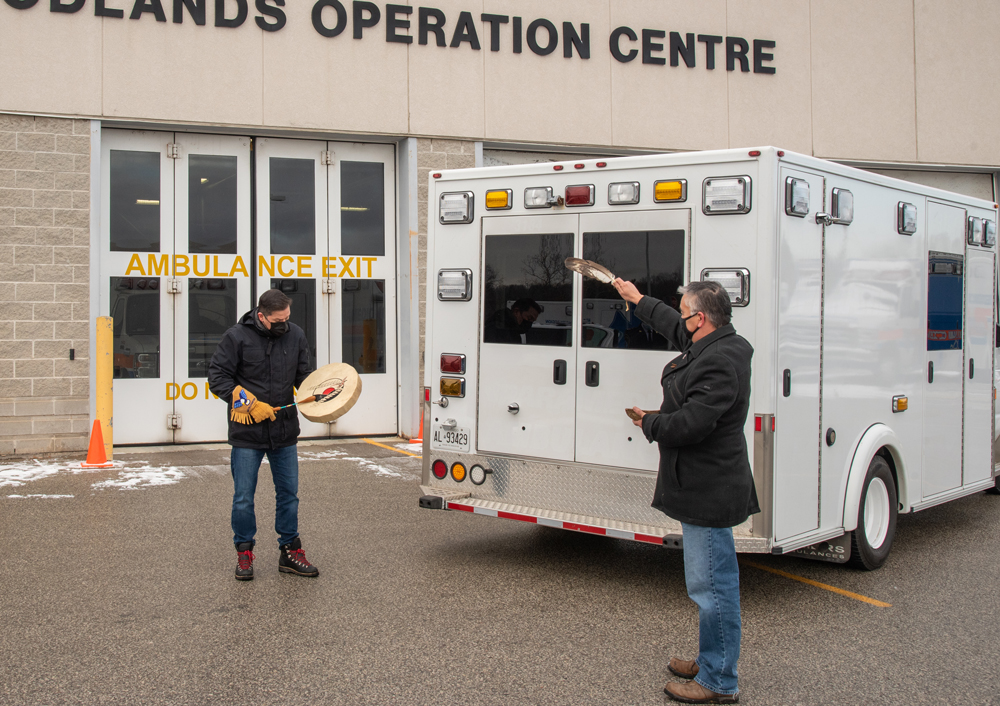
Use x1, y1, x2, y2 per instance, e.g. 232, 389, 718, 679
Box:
395, 442, 424, 454
5, 494, 74, 499
91, 465, 186, 490
339, 456, 419, 481
0, 459, 121, 487
298, 449, 347, 461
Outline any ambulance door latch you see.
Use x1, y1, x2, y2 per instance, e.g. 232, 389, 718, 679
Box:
507, 403, 519, 414
553, 359, 567, 385
585, 361, 600, 387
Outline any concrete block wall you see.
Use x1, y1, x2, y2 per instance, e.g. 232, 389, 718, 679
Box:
416, 138, 475, 385
0, 114, 91, 456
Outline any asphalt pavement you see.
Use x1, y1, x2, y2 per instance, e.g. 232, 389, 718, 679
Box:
1, 439, 998, 706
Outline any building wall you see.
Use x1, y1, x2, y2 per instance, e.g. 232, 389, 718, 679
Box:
0, 1, 998, 167
416, 138, 477, 385
0, 116, 91, 456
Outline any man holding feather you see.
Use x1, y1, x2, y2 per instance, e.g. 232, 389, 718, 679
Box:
208, 288, 318, 581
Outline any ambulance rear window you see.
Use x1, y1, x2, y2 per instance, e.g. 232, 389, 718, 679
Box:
482, 233, 573, 347
581, 230, 685, 351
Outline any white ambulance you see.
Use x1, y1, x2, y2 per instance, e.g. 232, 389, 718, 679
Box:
418, 147, 1000, 570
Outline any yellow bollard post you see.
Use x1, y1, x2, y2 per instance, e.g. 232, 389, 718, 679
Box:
95, 316, 113, 461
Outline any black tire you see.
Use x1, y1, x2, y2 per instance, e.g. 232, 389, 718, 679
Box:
848, 455, 898, 570
987, 476, 1000, 495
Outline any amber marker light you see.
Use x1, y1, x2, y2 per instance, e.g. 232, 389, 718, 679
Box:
654, 180, 687, 203
451, 462, 467, 482
892, 395, 908, 413
440, 377, 466, 397
485, 189, 512, 210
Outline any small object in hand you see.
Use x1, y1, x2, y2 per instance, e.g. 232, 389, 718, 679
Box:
625, 408, 659, 421
231, 386, 277, 424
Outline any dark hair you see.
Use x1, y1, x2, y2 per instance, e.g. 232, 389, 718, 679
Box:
679, 281, 732, 327
511, 298, 542, 314
258, 288, 292, 316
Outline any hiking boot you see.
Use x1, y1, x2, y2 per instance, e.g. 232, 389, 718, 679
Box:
668, 657, 700, 680
235, 542, 255, 581
664, 680, 738, 704
278, 537, 318, 577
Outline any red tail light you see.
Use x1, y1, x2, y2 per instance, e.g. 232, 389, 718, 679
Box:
754, 416, 762, 432
440, 354, 466, 374
432, 460, 447, 479
424, 387, 430, 402
565, 184, 595, 206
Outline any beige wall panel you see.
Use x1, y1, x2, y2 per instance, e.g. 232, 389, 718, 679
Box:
263, 4, 408, 134
726, 0, 810, 154
811, 0, 916, 162
482, 0, 612, 147
103, 16, 262, 125
866, 169, 995, 202
0, 8, 101, 117
915, 0, 1000, 166
609, 0, 729, 151
408, 0, 485, 138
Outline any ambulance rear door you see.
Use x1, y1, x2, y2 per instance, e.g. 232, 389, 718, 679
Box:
477, 214, 579, 461
574, 210, 689, 471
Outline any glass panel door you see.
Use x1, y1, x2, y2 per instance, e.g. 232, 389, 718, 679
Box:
172, 134, 252, 442
477, 215, 578, 461
101, 130, 176, 445
325, 142, 397, 435
574, 210, 688, 472
255, 137, 331, 438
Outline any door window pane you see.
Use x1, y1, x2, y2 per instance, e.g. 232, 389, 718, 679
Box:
927, 251, 964, 351
342, 279, 386, 373
110, 277, 160, 378
482, 233, 573, 346
271, 278, 317, 369
341, 161, 385, 256
110, 150, 160, 252
581, 230, 685, 350
270, 158, 316, 255
189, 155, 238, 254
189, 279, 237, 377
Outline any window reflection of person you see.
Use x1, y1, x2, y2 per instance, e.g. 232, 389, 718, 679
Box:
484, 298, 542, 344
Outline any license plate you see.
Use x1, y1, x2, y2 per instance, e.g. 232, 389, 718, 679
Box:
432, 425, 470, 452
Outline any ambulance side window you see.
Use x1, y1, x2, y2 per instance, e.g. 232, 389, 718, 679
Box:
927, 251, 963, 351
482, 233, 574, 346
581, 230, 685, 351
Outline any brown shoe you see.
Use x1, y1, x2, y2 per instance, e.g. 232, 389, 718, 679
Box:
664, 680, 738, 704
668, 657, 700, 680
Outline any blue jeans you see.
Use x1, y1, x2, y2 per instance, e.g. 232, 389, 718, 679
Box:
681, 523, 742, 695
231, 445, 299, 547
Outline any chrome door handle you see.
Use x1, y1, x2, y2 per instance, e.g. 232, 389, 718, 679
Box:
432, 397, 449, 407
507, 403, 519, 414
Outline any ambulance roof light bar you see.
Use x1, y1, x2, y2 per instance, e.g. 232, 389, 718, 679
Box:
525, 186, 560, 208
608, 182, 640, 205
703, 177, 751, 215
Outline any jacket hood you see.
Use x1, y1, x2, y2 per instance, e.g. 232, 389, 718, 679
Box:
240, 308, 269, 337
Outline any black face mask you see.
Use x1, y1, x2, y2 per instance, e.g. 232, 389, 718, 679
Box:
267, 321, 289, 338
681, 313, 698, 340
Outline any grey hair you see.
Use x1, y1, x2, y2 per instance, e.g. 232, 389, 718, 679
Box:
677, 280, 732, 328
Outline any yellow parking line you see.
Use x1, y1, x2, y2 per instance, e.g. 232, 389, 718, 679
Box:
363, 438, 421, 458
741, 561, 892, 608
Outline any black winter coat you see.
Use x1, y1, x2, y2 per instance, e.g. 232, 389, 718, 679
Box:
207, 309, 313, 449
635, 296, 760, 528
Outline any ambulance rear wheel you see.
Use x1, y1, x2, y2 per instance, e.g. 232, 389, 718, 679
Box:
849, 455, 897, 571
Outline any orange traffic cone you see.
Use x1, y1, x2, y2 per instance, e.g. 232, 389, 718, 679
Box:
411, 410, 424, 444
81, 420, 114, 468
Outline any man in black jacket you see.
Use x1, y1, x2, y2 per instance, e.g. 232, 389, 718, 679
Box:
208, 289, 317, 581
613, 278, 758, 705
